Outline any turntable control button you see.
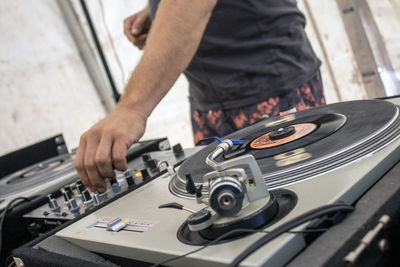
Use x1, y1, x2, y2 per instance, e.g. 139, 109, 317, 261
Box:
43, 211, 49, 216
61, 212, 68, 217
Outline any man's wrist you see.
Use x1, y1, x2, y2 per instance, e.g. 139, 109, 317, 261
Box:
115, 97, 150, 122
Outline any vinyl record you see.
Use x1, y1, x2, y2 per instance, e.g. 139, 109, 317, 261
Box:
173, 100, 400, 198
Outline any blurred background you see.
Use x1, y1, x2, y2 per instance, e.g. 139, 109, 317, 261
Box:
1, 0, 400, 155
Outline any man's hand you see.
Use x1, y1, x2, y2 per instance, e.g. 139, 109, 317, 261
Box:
74, 106, 146, 192
124, 6, 151, 50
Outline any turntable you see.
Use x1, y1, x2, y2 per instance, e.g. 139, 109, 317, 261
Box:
16, 100, 400, 266
0, 153, 77, 210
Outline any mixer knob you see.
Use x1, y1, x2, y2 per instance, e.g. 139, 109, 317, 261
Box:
48, 195, 60, 212
141, 169, 150, 180
146, 159, 158, 171
172, 143, 184, 158
124, 169, 135, 188
76, 181, 86, 195
93, 192, 103, 206
64, 185, 73, 195
134, 172, 143, 184
68, 198, 80, 213
62, 190, 72, 202
81, 189, 93, 205
62, 186, 74, 202
110, 179, 122, 194
99, 189, 108, 197
142, 153, 151, 162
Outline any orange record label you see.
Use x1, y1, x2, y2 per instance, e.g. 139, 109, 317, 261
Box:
250, 123, 317, 149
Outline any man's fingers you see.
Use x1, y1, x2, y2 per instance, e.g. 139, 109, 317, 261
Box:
74, 135, 92, 190
124, 10, 151, 48
95, 134, 115, 179
130, 14, 148, 36
112, 139, 129, 171
136, 34, 148, 49
84, 135, 107, 192
132, 33, 148, 49
123, 15, 136, 43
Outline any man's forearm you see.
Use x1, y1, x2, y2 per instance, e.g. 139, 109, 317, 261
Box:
119, 0, 217, 118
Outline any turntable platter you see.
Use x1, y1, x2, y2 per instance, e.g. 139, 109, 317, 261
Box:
174, 100, 400, 198
0, 154, 77, 202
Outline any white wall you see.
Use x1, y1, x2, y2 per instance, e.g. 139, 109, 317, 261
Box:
368, 0, 400, 78
0, 0, 107, 156
299, 0, 368, 103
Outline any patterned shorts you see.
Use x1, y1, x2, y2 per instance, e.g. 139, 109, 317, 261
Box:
191, 71, 325, 144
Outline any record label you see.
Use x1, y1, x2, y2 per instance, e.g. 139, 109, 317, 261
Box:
250, 123, 317, 149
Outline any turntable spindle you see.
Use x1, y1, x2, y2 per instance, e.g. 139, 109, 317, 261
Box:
269, 126, 296, 140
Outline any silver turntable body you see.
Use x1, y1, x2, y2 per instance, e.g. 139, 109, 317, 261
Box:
55, 100, 400, 267
0, 154, 78, 210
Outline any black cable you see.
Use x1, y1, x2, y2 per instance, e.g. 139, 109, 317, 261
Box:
0, 197, 30, 256
80, 0, 121, 103
229, 203, 354, 267
7, 260, 16, 267
98, 0, 126, 87
5, 255, 15, 267
150, 225, 330, 267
